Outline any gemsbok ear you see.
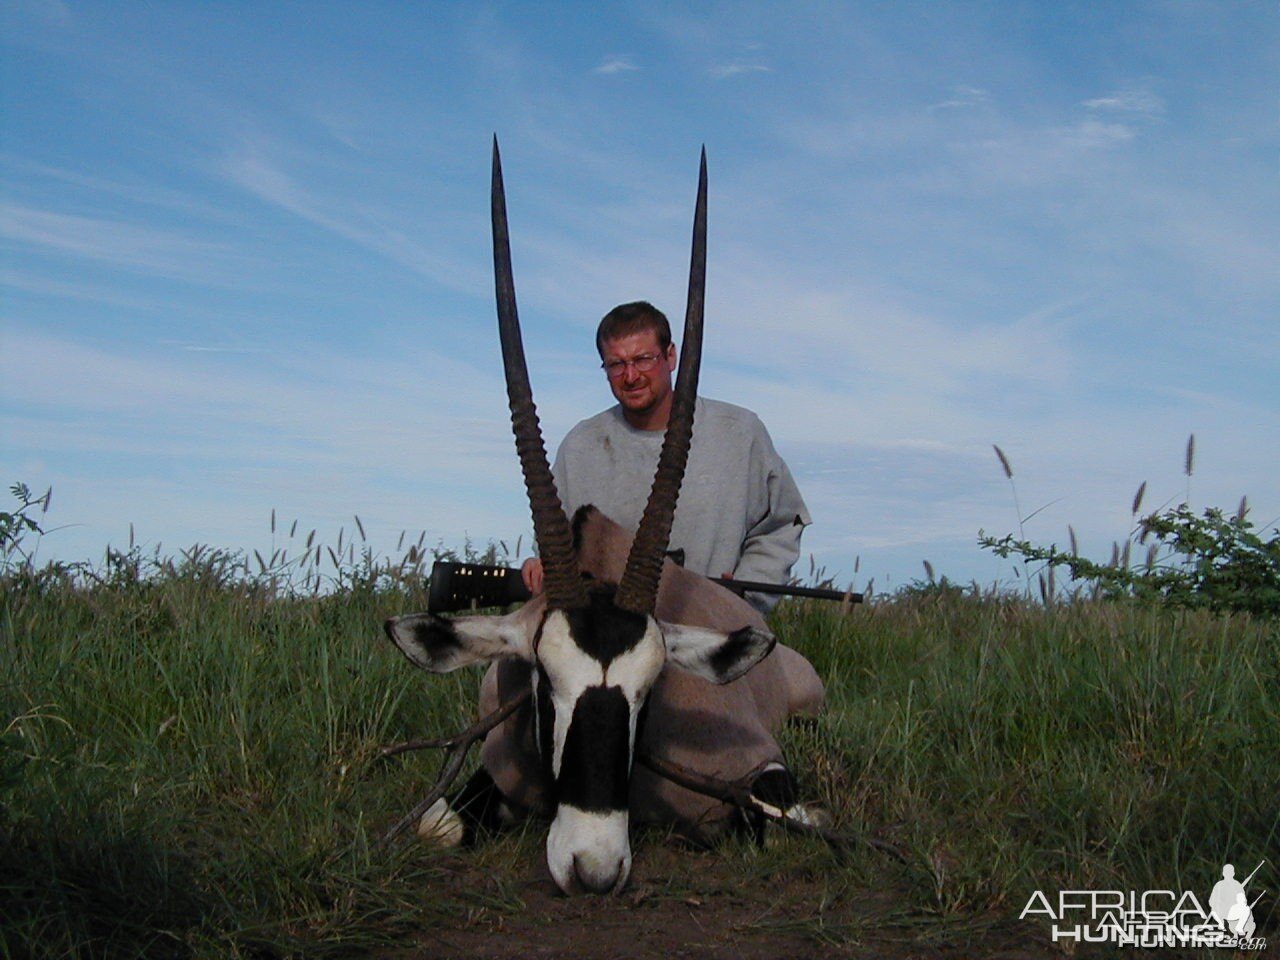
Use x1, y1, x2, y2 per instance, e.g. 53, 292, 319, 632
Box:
384, 611, 533, 673
660, 622, 776, 685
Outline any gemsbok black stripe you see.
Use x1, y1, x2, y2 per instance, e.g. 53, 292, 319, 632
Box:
564, 588, 648, 667
556, 685, 631, 812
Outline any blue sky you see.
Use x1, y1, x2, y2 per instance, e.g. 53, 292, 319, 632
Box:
2, 1, 1277, 593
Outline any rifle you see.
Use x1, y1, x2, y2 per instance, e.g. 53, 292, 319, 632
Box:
1243, 859, 1267, 887
426, 560, 862, 614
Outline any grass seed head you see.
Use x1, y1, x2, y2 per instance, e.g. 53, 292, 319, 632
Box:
993, 444, 1013, 479
1131, 481, 1146, 516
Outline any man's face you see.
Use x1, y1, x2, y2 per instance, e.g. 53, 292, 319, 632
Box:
600, 330, 676, 418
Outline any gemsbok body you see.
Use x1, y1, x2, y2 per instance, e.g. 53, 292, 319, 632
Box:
385, 142, 824, 895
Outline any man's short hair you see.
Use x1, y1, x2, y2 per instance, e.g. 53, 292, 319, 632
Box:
596, 301, 672, 356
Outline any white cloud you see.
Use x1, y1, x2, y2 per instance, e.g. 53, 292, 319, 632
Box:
928, 85, 991, 111
708, 62, 772, 79
0, 155, 227, 219
0, 324, 510, 470
1062, 117, 1136, 148
593, 55, 638, 75
1, 268, 173, 311
220, 146, 483, 292
952, 115, 1140, 187
704, 259, 1076, 412
167, 343, 267, 355
0, 202, 235, 280
1083, 88, 1165, 120
1124, 182, 1280, 299
0, 324, 537, 565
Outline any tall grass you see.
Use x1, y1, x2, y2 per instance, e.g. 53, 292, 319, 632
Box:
774, 590, 1279, 917
2, 531, 1276, 955
0, 547, 503, 958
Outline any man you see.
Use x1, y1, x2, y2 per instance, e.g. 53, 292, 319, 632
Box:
415, 301, 817, 848
1210, 864, 1248, 930
522, 301, 809, 610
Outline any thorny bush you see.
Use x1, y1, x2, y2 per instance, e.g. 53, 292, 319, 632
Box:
981, 504, 1280, 617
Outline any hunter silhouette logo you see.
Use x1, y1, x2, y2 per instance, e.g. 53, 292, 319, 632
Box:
1209, 860, 1266, 939
1020, 857, 1269, 949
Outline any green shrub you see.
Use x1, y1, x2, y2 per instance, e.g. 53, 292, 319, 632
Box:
981, 504, 1280, 617
1, 482, 50, 573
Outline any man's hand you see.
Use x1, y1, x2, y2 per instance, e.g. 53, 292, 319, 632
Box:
521, 557, 544, 595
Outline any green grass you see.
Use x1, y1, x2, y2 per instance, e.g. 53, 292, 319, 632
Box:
2, 555, 1277, 956
0, 563, 497, 957
774, 592, 1279, 916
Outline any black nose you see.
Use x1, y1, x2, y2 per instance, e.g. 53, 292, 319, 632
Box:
573, 855, 624, 896
383, 618, 399, 641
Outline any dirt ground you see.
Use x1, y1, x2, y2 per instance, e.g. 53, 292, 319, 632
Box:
387, 843, 1060, 960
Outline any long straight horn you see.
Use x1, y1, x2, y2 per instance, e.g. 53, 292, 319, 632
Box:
491, 138, 586, 610
615, 148, 707, 615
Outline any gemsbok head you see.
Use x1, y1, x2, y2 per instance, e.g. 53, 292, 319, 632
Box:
385, 141, 777, 894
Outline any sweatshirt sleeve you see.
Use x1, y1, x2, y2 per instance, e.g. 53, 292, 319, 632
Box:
732, 420, 811, 609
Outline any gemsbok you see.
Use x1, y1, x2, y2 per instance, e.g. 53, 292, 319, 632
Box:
384, 141, 825, 895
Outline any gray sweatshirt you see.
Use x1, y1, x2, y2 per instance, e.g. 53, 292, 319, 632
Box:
551, 397, 810, 607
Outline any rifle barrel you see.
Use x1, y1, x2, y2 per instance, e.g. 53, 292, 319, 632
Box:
711, 577, 862, 604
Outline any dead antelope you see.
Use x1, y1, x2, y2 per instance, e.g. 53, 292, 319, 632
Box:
384, 141, 825, 895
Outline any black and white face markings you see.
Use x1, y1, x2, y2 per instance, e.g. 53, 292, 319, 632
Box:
385, 583, 778, 896
533, 589, 665, 895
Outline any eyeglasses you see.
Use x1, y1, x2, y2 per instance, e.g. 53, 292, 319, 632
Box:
601, 352, 665, 379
